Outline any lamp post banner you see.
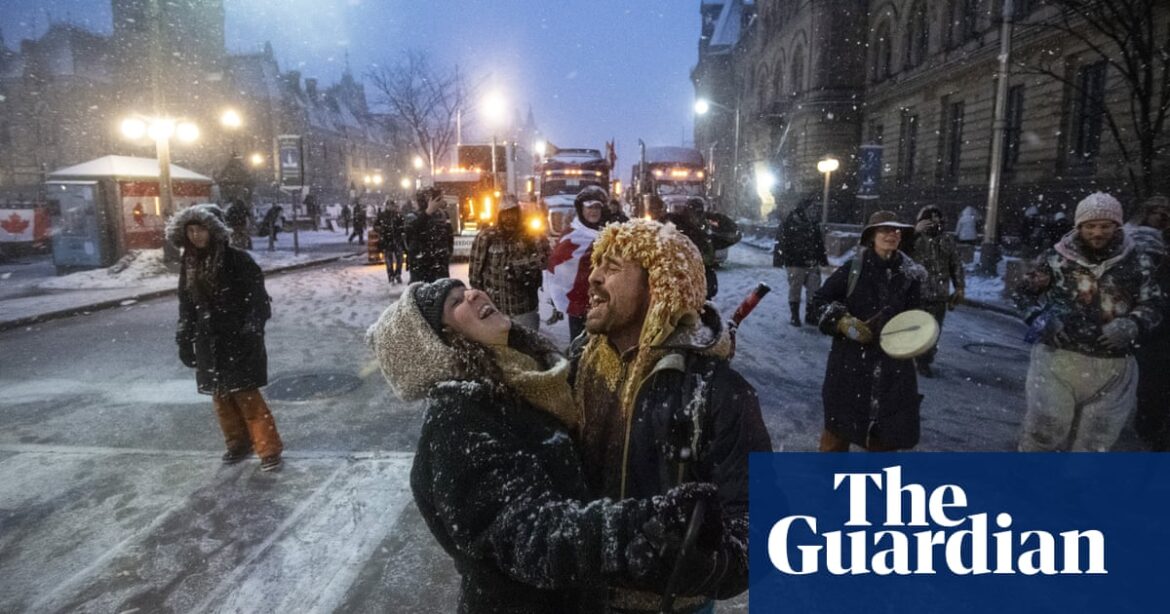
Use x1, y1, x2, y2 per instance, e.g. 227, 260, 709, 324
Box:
748, 453, 1170, 613
857, 144, 882, 200
279, 135, 303, 189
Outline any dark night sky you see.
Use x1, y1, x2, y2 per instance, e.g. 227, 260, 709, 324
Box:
1, 0, 702, 174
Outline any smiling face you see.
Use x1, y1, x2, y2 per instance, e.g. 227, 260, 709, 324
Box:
185, 223, 210, 250
586, 253, 650, 352
1078, 219, 1118, 251
872, 226, 902, 257
581, 201, 604, 225
440, 286, 511, 346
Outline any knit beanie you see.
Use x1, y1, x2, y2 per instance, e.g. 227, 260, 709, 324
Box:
1074, 192, 1123, 226
412, 278, 464, 337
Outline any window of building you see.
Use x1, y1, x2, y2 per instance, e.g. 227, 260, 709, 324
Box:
790, 46, 805, 95
868, 121, 884, 145
772, 60, 785, 102
0, 122, 10, 147
1069, 61, 1106, 163
1003, 85, 1024, 172
871, 21, 893, 82
947, 0, 978, 48
905, 1, 929, 69
938, 99, 965, 182
897, 109, 918, 184
757, 65, 770, 110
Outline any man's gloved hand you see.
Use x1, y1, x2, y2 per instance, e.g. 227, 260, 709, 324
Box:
836, 314, 874, 344
626, 483, 722, 583
949, 287, 965, 310
1099, 317, 1138, 350
179, 342, 197, 368
545, 308, 564, 325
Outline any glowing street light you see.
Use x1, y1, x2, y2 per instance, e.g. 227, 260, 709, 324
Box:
120, 114, 200, 261
220, 108, 242, 129
693, 99, 711, 115
534, 140, 547, 157
175, 121, 199, 143
817, 157, 840, 225
413, 156, 424, 170
121, 117, 147, 140
481, 90, 508, 125
373, 173, 384, 186
400, 177, 412, 190
249, 152, 264, 167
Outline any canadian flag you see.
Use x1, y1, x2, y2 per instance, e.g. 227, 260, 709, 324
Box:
0, 209, 34, 242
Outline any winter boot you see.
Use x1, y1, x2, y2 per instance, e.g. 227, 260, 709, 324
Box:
789, 302, 802, 327
260, 454, 283, 472
916, 359, 934, 378
805, 302, 818, 325
222, 447, 252, 464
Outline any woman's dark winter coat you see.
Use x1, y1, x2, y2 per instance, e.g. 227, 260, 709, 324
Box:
170, 207, 271, 396
814, 248, 924, 449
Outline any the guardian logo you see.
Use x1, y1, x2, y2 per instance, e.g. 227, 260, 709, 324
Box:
768, 466, 1107, 576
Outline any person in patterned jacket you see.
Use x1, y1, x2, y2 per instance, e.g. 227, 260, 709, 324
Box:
469, 194, 550, 330
912, 205, 965, 377
1015, 192, 1164, 452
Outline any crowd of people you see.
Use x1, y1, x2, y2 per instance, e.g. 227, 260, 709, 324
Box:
166, 184, 1169, 612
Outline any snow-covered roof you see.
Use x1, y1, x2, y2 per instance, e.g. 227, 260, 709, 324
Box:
549, 149, 603, 163
47, 156, 213, 182
644, 147, 705, 166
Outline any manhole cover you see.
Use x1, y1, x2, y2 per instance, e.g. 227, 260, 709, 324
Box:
265, 372, 362, 401
963, 342, 1029, 362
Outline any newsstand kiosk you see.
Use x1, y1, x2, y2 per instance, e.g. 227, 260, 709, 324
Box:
45, 155, 213, 273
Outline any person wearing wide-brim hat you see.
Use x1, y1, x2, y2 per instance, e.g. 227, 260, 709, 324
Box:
812, 210, 927, 451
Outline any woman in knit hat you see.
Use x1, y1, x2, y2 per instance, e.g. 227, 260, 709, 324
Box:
366, 278, 721, 613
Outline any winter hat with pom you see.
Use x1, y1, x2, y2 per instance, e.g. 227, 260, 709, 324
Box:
1074, 192, 1123, 227
365, 281, 462, 401
165, 204, 231, 249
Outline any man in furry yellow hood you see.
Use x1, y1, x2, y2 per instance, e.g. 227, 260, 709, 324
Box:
570, 219, 772, 612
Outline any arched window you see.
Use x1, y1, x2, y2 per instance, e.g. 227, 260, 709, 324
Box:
871, 21, 892, 81
757, 65, 770, 110
790, 46, 805, 95
772, 58, 785, 102
947, 0, 977, 48
905, 1, 929, 69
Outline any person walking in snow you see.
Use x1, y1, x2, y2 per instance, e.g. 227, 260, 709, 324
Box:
348, 199, 367, 244
169, 205, 283, 472
570, 219, 773, 613
339, 202, 351, 235
544, 186, 607, 341
775, 196, 829, 326
955, 205, 980, 244
469, 194, 550, 330
1015, 192, 1164, 452
912, 205, 965, 377
407, 187, 454, 284
1125, 195, 1170, 450
261, 204, 283, 252
813, 211, 925, 452
366, 278, 723, 613
374, 200, 406, 285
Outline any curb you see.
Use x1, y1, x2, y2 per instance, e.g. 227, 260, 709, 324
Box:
0, 250, 365, 332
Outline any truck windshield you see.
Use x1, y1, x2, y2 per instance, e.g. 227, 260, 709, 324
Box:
542, 178, 606, 197
657, 182, 705, 197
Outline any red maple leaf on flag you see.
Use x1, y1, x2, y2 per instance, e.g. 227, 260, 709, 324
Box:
0, 212, 30, 235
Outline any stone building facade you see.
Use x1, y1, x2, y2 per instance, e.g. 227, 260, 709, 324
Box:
0, 0, 397, 206
694, 0, 1170, 236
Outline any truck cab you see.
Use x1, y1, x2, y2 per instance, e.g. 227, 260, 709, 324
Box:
537, 148, 609, 238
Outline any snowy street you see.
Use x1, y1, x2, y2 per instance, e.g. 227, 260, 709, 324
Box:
0, 244, 1068, 612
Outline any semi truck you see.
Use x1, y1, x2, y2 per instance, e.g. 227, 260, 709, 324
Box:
536, 148, 610, 238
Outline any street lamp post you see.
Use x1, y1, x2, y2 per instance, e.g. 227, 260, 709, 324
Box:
817, 157, 840, 226
121, 115, 199, 255
694, 98, 741, 204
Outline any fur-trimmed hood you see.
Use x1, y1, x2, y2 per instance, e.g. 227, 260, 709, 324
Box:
166, 204, 231, 249
365, 282, 461, 401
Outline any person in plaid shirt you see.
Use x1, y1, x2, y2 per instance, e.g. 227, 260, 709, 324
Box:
469, 194, 551, 330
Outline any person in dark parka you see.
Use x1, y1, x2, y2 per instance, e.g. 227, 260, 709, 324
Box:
408, 187, 455, 283
366, 278, 722, 614
775, 197, 829, 326
168, 205, 283, 471
348, 200, 367, 243
813, 210, 925, 452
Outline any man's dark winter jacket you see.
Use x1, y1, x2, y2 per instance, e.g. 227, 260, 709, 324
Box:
1015, 231, 1163, 358
666, 212, 719, 299
409, 210, 454, 283
170, 207, 271, 395
570, 307, 773, 605
814, 248, 924, 449
775, 208, 828, 268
